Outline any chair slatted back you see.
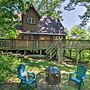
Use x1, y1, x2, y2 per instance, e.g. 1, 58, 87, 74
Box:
17, 64, 27, 80
76, 64, 87, 79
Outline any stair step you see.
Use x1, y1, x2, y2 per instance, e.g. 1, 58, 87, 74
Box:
45, 41, 58, 60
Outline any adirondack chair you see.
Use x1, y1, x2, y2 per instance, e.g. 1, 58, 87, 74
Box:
68, 64, 87, 90
17, 64, 37, 90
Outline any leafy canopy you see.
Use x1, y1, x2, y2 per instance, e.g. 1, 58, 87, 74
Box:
0, 0, 20, 38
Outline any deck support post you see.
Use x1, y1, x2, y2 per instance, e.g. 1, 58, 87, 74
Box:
24, 50, 27, 55
78, 49, 83, 61
68, 49, 72, 58
76, 49, 79, 65
40, 50, 42, 55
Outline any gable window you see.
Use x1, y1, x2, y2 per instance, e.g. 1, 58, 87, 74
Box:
27, 18, 35, 24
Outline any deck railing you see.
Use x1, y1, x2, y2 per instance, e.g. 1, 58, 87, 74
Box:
65, 40, 90, 49
0, 39, 90, 50
0, 39, 55, 50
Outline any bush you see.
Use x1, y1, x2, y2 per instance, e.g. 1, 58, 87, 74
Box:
0, 55, 20, 82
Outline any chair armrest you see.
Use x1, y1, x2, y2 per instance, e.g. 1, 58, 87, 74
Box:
18, 75, 28, 81
27, 72, 37, 80
82, 76, 87, 79
68, 71, 76, 82
68, 71, 76, 75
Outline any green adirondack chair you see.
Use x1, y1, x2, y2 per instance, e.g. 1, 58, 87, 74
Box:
68, 64, 87, 90
17, 64, 37, 90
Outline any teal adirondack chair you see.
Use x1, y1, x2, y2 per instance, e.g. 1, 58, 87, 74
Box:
17, 64, 37, 90
68, 64, 87, 90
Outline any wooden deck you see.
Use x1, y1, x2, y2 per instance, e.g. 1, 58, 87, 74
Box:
0, 39, 90, 50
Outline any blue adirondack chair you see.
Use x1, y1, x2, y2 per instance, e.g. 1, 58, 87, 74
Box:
68, 64, 87, 90
17, 64, 37, 90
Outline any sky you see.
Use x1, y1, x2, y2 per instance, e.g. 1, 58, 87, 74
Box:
61, 0, 86, 30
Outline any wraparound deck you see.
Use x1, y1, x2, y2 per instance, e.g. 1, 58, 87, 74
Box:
0, 39, 90, 50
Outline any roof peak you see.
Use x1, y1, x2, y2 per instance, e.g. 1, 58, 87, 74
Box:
24, 4, 41, 19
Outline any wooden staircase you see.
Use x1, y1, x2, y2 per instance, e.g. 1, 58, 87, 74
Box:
45, 37, 62, 60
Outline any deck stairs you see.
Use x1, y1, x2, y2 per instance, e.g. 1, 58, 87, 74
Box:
45, 37, 62, 60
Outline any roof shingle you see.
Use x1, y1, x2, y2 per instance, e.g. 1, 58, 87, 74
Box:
36, 16, 66, 35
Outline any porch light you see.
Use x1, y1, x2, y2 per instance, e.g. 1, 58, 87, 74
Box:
40, 37, 45, 40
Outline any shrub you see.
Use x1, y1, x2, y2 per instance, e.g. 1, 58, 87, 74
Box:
0, 55, 20, 82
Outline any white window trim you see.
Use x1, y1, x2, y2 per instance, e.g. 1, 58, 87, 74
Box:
27, 18, 35, 24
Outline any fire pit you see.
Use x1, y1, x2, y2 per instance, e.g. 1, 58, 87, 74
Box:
45, 65, 61, 85
37, 65, 61, 90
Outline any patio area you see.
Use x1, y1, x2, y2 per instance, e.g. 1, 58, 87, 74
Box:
0, 58, 90, 90
0, 73, 90, 90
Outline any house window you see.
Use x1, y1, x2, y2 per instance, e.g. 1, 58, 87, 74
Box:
27, 18, 35, 24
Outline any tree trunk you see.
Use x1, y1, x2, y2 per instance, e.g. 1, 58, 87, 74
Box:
57, 47, 63, 63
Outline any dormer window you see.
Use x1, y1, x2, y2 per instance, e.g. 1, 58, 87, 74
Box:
27, 18, 35, 24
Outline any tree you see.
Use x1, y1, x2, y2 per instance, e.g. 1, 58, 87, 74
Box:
0, 55, 20, 81
0, 0, 20, 38
64, 0, 90, 27
67, 25, 86, 40
34, 0, 63, 18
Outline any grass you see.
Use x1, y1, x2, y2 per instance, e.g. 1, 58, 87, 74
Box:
0, 57, 90, 90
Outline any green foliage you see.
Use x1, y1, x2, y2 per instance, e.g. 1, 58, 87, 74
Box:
0, 0, 20, 38
66, 25, 90, 63
0, 55, 20, 82
35, 0, 62, 18
82, 50, 90, 62
67, 25, 86, 40
67, 25, 90, 40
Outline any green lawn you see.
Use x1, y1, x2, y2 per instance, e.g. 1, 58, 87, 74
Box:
0, 55, 90, 90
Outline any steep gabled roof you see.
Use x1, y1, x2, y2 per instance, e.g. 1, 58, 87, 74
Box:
36, 16, 66, 36
24, 4, 41, 19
